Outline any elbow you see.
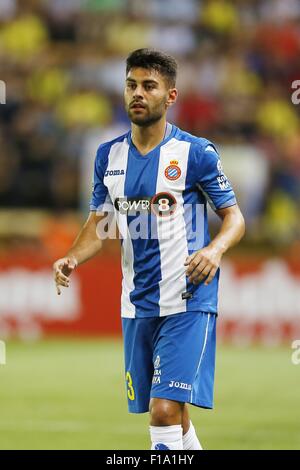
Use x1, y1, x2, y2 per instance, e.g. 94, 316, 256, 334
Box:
232, 204, 246, 243
238, 213, 246, 242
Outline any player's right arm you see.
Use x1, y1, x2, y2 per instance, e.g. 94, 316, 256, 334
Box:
53, 211, 106, 295
54, 141, 114, 295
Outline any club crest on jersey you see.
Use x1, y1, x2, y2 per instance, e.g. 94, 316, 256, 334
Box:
165, 160, 181, 181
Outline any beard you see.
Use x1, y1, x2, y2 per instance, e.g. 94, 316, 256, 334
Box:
126, 103, 165, 127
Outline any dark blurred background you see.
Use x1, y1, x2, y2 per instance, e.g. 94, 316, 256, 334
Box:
0, 1, 300, 450
0, 0, 299, 342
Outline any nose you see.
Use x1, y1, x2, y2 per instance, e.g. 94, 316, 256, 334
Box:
133, 85, 144, 100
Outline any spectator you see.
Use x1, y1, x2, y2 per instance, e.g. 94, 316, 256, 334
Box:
0, 0, 299, 248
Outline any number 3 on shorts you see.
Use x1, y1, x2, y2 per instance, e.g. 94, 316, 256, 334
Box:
126, 371, 135, 401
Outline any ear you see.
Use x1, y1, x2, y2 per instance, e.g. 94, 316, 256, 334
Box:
166, 88, 178, 108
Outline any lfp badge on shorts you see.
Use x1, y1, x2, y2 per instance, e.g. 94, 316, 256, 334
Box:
165, 160, 181, 181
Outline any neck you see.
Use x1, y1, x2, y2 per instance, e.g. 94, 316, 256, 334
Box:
131, 117, 167, 155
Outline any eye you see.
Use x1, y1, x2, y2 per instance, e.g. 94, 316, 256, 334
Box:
127, 82, 136, 90
145, 84, 155, 91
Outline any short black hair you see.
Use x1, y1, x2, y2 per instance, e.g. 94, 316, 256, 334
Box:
126, 48, 177, 87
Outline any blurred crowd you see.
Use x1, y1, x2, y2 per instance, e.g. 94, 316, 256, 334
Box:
0, 0, 300, 248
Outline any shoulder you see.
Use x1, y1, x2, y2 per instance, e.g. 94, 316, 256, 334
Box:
173, 127, 219, 156
96, 132, 129, 160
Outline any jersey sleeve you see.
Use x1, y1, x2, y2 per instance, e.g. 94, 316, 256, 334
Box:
192, 142, 237, 211
89, 145, 114, 212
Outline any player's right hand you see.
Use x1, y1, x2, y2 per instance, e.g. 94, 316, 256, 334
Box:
53, 256, 78, 295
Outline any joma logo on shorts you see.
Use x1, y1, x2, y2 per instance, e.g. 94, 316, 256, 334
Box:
169, 380, 192, 391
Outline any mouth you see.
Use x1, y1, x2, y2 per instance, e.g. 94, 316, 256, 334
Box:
130, 103, 146, 110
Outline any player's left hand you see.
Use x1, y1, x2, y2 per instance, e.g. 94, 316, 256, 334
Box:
184, 246, 222, 286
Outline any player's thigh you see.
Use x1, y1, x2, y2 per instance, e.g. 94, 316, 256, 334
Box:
122, 317, 159, 413
150, 311, 217, 409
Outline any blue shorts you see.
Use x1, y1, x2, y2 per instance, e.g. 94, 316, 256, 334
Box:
122, 311, 216, 413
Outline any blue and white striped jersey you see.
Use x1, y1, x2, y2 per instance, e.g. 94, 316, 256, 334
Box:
90, 123, 236, 318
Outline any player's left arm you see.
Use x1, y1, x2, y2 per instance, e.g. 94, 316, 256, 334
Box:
185, 141, 246, 285
185, 203, 245, 286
